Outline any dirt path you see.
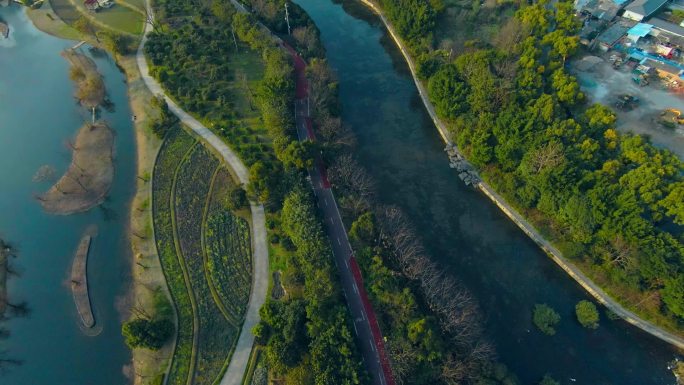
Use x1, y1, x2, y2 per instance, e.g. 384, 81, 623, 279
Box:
356, 0, 684, 351
136, 5, 270, 384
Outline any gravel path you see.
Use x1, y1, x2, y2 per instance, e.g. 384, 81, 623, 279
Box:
136, 7, 270, 384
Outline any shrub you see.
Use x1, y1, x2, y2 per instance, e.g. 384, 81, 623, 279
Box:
539, 374, 560, 385
575, 300, 599, 329
533, 304, 560, 336
122, 318, 174, 350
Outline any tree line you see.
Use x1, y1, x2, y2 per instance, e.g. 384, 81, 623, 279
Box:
381, 0, 684, 326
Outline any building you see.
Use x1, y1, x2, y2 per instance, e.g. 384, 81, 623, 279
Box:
596, 19, 635, 50
626, 22, 654, 42
0, 21, 8, 39
644, 57, 684, 79
623, 0, 670, 21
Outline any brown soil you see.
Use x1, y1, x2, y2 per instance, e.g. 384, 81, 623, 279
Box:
39, 122, 114, 215
62, 49, 106, 109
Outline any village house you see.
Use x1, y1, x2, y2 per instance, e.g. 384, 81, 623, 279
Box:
623, 0, 671, 21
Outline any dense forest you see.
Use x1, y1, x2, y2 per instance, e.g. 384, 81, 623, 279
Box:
374, 0, 684, 329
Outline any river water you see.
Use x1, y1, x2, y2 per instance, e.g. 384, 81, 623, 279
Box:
0, 5, 133, 384
293, 0, 680, 383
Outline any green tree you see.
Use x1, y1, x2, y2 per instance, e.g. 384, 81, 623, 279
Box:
121, 318, 174, 350
533, 304, 560, 335
226, 185, 248, 210
539, 374, 560, 385
427, 65, 468, 120
662, 275, 684, 319
575, 300, 600, 329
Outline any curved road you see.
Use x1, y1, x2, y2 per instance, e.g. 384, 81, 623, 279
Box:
136, 6, 270, 385
357, 0, 684, 351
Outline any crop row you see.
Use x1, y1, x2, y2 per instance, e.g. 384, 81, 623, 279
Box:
151, 125, 197, 385
205, 210, 252, 321
173, 145, 237, 385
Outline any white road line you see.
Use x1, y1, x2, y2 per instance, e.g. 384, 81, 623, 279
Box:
353, 283, 358, 294
324, 198, 328, 206
353, 322, 358, 336
369, 339, 376, 352
345, 259, 349, 268
337, 237, 342, 246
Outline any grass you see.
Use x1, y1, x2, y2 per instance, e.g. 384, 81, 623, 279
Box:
433, 0, 514, 51
49, 0, 144, 35
173, 144, 238, 385
204, 168, 252, 323
152, 126, 197, 385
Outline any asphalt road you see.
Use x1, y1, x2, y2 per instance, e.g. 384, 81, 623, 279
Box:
294, 98, 389, 385
136, 6, 271, 385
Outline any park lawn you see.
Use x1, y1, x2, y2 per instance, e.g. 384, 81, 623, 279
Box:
226, 46, 268, 143
118, 0, 145, 13
49, 0, 143, 35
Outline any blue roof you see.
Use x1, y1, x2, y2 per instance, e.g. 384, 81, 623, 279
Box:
627, 23, 653, 37
612, 0, 628, 5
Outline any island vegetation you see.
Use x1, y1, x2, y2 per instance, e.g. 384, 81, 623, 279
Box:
532, 304, 561, 336
368, 0, 684, 335
0, 238, 27, 373
575, 300, 600, 329
38, 122, 114, 215
62, 49, 106, 109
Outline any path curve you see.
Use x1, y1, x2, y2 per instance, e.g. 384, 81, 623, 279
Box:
136, 5, 270, 384
357, 0, 684, 351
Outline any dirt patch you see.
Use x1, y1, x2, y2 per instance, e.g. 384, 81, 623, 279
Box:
71, 225, 98, 332
38, 122, 114, 214
62, 49, 106, 109
572, 57, 684, 159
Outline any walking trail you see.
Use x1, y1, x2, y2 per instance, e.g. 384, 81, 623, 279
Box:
357, 0, 684, 351
135, 4, 270, 384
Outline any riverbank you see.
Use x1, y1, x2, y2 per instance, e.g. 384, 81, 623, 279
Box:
39, 121, 114, 215
356, 0, 684, 351
26, 4, 173, 383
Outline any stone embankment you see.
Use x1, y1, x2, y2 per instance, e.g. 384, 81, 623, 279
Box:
71, 226, 97, 331
357, 0, 684, 351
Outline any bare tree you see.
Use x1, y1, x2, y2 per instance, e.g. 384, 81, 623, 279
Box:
528, 141, 564, 174
328, 154, 375, 201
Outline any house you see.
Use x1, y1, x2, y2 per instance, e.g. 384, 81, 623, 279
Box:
0, 21, 8, 39
97, 0, 113, 8
650, 17, 684, 37
626, 22, 654, 42
578, 0, 623, 21
596, 19, 635, 50
84, 0, 98, 11
644, 57, 684, 78
623, 0, 670, 21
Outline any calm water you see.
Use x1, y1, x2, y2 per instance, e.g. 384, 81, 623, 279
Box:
293, 0, 680, 383
0, 5, 133, 384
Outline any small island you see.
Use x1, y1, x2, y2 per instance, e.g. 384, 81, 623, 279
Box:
38, 122, 114, 214
61, 49, 105, 109
71, 226, 96, 330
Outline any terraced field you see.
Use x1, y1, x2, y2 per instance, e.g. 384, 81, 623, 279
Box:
152, 125, 253, 385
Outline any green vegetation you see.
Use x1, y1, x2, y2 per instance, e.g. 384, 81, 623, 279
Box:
539, 374, 560, 385
151, 126, 197, 385
256, 187, 365, 385
48, 0, 144, 35
575, 300, 600, 329
375, 0, 684, 332
533, 304, 561, 336
123, 318, 174, 350
151, 125, 253, 385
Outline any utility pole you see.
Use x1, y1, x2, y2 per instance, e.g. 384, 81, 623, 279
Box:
231, 26, 238, 51
284, 2, 291, 35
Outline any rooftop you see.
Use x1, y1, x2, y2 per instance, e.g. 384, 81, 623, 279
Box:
650, 17, 684, 37
625, 0, 669, 17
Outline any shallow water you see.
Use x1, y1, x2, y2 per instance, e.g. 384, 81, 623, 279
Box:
293, 0, 680, 383
0, 5, 134, 384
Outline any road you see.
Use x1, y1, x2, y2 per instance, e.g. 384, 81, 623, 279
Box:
289, 46, 395, 385
136, 5, 271, 385
357, 0, 684, 351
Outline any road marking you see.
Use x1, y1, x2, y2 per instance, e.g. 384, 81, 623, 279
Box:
337, 237, 341, 246
345, 259, 349, 268
353, 283, 358, 294
330, 217, 334, 224
369, 339, 376, 352
324, 198, 328, 206
353, 322, 358, 336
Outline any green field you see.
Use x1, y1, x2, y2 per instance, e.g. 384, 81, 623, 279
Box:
49, 0, 144, 35
152, 125, 253, 385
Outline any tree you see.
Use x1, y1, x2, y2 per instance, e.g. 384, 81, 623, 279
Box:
227, 185, 248, 210
575, 300, 599, 329
533, 304, 560, 335
662, 275, 684, 319
427, 65, 468, 120
539, 374, 560, 385
121, 318, 174, 350
73, 17, 96, 38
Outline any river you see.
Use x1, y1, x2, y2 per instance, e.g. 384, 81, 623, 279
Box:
292, 0, 680, 383
0, 5, 133, 384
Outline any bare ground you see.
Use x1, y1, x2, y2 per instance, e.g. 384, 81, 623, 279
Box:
62, 49, 106, 109
572, 57, 684, 159
38, 122, 114, 215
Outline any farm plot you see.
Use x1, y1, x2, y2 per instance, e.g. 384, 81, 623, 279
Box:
151, 125, 197, 385
173, 145, 237, 385
204, 169, 252, 324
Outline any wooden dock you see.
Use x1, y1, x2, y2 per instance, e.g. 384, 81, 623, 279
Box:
71, 230, 95, 329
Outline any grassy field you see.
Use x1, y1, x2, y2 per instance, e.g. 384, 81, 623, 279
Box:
434, 0, 514, 51
49, 0, 144, 35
